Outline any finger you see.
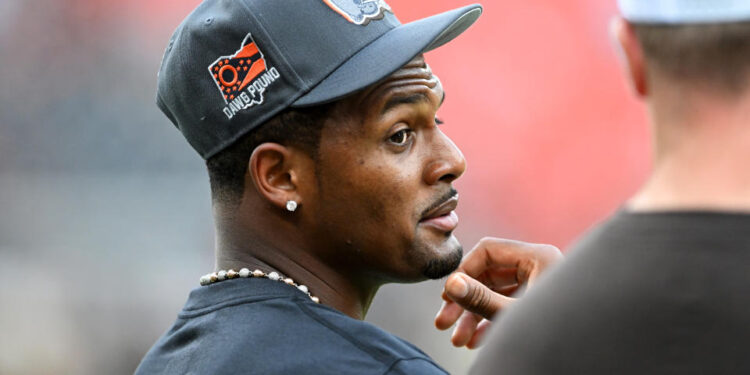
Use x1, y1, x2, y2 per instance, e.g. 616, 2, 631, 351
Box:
451, 311, 482, 347
445, 272, 514, 320
441, 289, 451, 302
459, 238, 540, 279
478, 267, 519, 289
466, 319, 492, 349
435, 300, 464, 330
496, 283, 519, 296
525, 249, 563, 287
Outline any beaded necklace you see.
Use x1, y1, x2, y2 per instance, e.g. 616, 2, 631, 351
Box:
199, 268, 320, 303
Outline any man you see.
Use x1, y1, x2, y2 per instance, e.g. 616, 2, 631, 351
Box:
136, 0, 487, 373
437, 0, 750, 373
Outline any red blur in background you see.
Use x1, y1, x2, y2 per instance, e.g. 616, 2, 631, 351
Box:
58, 0, 651, 248
397, 0, 650, 247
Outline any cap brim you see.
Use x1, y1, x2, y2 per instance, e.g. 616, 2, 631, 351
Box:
292, 4, 482, 107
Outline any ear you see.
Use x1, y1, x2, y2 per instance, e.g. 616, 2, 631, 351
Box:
610, 16, 647, 97
248, 143, 305, 211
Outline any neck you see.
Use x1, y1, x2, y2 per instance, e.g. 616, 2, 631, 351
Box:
214, 208, 379, 320
629, 86, 750, 212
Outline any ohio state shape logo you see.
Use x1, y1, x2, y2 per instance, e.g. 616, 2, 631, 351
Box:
208, 33, 281, 119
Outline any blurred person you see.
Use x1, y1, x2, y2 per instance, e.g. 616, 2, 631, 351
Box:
436, 1, 750, 373
135, 0, 492, 373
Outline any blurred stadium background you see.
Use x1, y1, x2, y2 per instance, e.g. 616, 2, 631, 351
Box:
0, 0, 648, 373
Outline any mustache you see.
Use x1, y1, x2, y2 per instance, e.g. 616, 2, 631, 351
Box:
420, 188, 459, 218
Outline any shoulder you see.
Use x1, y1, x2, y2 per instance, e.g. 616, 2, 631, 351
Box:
384, 357, 448, 375
471, 212, 750, 374
292, 301, 446, 374
138, 295, 444, 374
467, 217, 639, 373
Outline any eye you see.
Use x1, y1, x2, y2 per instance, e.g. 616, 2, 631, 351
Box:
435, 117, 444, 125
388, 128, 413, 146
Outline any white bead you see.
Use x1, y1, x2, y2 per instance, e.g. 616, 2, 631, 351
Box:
311, 296, 320, 304
284, 278, 295, 285
227, 269, 237, 279
239, 268, 250, 278
252, 269, 265, 277
286, 200, 298, 212
268, 272, 280, 281
217, 270, 227, 281
298, 285, 309, 294
199, 275, 211, 286
209, 273, 218, 282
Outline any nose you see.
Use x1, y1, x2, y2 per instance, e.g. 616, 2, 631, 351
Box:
423, 128, 467, 185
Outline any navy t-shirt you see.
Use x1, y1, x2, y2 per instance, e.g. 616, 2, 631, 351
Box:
136, 277, 447, 374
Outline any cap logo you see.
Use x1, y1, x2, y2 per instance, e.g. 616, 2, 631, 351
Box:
208, 33, 281, 120
323, 0, 392, 25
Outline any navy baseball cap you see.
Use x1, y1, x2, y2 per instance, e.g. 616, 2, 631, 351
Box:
619, 0, 750, 24
157, 0, 483, 159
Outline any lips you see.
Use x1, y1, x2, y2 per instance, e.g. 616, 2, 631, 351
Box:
419, 195, 459, 232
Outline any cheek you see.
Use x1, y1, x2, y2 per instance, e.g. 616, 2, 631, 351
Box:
367, 176, 411, 230
319, 156, 419, 239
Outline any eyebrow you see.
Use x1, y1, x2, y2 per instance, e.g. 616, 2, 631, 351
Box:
380, 92, 446, 115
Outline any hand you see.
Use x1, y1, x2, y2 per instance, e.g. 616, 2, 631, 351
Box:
434, 237, 562, 348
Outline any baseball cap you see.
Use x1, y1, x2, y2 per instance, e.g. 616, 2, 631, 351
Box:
157, 0, 482, 159
619, 0, 750, 24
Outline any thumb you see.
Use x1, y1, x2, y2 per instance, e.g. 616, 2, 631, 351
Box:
444, 272, 514, 320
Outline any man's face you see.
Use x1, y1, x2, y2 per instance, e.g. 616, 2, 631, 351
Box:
306, 56, 466, 283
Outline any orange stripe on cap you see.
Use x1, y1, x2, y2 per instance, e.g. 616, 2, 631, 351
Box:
235, 42, 260, 59
239, 58, 267, 90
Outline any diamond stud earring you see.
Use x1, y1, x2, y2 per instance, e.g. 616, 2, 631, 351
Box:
286, 200, 298, 212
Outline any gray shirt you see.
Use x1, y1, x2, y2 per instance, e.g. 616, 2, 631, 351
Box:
472, 210, 750, 374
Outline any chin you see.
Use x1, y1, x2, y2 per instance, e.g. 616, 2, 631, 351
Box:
420, 238, 463, 280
